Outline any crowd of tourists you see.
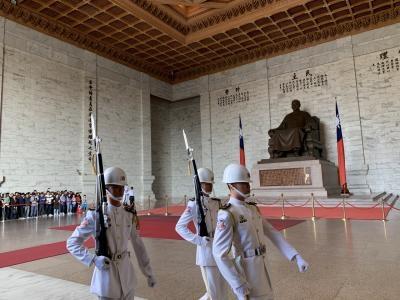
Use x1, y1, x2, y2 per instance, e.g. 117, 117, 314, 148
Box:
0, 190, 88, 220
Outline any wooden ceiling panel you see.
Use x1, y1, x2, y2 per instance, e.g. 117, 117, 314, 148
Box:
0, 0, 397, 83
91, 0, 112, 9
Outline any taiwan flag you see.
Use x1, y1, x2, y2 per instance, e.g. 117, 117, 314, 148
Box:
239, 115, 246, 166
336, 102, 349, 194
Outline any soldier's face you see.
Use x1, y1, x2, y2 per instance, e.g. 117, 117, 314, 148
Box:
201, 183, 213, 194
107, 185, 124, 198
231, 182, 250, 194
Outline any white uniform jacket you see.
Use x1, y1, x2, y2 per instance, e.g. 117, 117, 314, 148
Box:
67, 203, 153, 298
175, 196, 221, 266
212, 198, 298, 297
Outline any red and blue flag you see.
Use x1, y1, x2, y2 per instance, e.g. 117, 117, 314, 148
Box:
336, 102, 349, 194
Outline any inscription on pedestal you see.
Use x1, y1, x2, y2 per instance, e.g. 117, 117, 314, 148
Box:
259, 167, 312, 186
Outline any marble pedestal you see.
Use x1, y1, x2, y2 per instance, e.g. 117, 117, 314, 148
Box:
251, 157, 341, 198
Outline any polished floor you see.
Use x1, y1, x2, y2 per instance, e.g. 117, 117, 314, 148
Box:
1, 211, 400, 300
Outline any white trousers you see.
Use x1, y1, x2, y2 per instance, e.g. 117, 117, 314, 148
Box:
97, 288, 134, 300
236, 296, 274, 300
200, 266, 227, 300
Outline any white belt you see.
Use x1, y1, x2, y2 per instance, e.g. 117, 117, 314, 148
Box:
243, 245, 266, 258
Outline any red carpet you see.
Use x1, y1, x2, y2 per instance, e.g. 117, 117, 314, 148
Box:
141, 205, 392, 220
0, 216, 303, 268
0, 239, 94, 268
50, 216, 303, 238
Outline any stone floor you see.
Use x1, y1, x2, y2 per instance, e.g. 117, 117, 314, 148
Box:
1, 211, 400, 300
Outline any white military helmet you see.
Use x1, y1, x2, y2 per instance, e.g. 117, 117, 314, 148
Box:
104, 167, 127, 186
198, 168, 214, 184
222, 163, 251, 184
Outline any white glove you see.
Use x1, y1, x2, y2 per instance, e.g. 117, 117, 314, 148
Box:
200, 236, 211, 247
235, 282, 250, 297
295, 254, 309, 273
147, 275, 156, 287
93, 255, 111, 271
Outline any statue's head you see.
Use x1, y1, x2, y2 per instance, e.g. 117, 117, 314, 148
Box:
292, 99, 301, 111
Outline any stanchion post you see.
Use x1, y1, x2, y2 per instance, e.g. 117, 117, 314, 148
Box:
184, 195, 187, 206
311, 193, 316, 221
342, 196, 347, 221
147, 195, 151, 216
165, 195, 169, 216
381, 200, 386, 222
281, 193, 286, 220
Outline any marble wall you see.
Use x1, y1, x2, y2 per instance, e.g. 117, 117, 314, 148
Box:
150, 96, 201, 204
0, 17, 168, 206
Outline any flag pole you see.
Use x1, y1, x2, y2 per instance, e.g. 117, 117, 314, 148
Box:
336, 101, 350, 196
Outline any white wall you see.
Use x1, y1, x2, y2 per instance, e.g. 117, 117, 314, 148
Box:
0, 17, 169, 206
150, 96, 201, 204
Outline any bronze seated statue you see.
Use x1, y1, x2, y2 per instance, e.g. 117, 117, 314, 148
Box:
268, 100, 323, 159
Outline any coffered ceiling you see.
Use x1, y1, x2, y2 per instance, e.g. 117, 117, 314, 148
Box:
1, 0, 399, 83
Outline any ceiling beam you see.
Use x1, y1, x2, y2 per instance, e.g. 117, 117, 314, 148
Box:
151, 0, 226, 9
185, 0, 308, 43
110, 0, 186, 43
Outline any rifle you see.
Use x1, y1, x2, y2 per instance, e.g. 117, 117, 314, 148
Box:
91, 113, 109, 258
183, 129, 208, 237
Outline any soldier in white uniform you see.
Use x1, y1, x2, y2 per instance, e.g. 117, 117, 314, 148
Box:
175, 168, 227, 300
67, 167, 156, 300
213, 164, 309, 300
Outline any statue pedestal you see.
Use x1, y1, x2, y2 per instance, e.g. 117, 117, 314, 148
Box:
251, 157, 341, 198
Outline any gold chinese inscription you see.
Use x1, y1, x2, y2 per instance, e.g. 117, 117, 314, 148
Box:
259, 167, 312, 186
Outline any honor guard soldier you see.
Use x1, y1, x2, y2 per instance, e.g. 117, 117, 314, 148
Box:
213, 163, 309, 300
67, 167, 156, 300
175, 168, 228, 300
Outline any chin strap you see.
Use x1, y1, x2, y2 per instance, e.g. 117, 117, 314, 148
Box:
106, 190, 123, 202
230, 185, 250, 199
201, 189, 211, 197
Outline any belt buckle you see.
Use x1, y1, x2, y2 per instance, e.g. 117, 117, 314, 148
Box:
248, 249, 255, 257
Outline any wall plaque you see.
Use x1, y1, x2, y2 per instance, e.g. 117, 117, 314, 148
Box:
217, 86, 250, 107
87, 80, 95, 162
279, 70, 328, 94
259, 167, 312, 186
371, 49, 400, 75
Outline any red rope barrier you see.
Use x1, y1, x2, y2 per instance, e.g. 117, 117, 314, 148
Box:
344, 201, 381, 209
384, 203, 400, 211
284, 198, 311, 207
314, 199, 342, 209
259, 199, 281, 206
